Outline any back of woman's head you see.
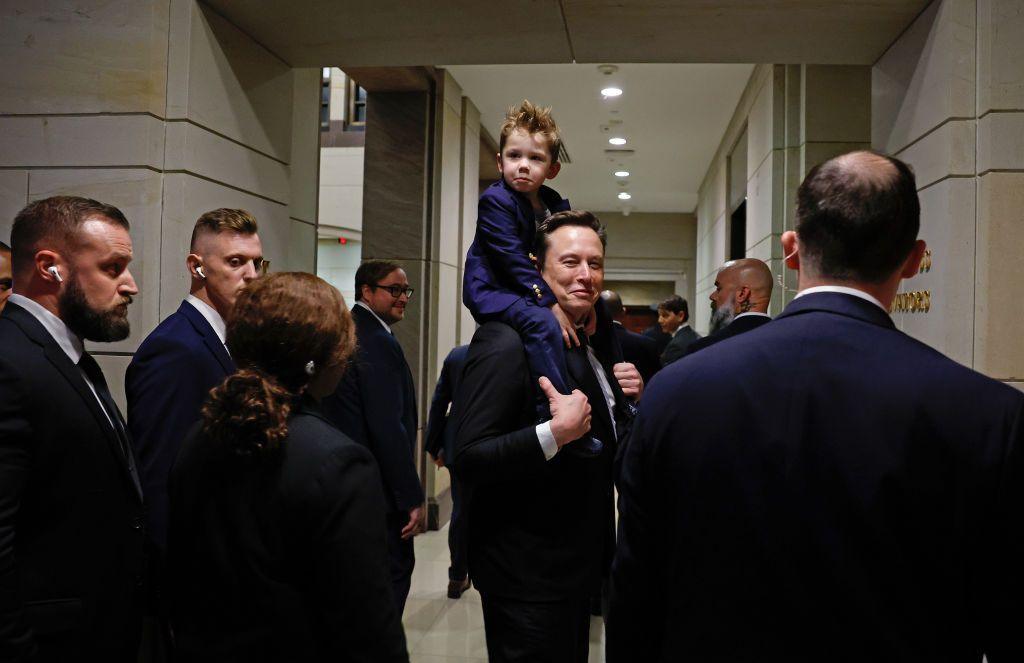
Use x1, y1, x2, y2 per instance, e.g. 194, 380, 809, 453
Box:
201, 272, 355, 459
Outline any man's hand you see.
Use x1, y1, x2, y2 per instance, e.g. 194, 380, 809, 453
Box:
539, 376, 591, 447
614, 362, 644, 400
550, 303, 580, 348
401, 504, 425, 540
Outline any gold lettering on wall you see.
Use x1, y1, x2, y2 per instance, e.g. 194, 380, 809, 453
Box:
891, 290, 932, 314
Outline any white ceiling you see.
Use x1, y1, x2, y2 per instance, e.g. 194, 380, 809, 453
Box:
447, 63, 755, 214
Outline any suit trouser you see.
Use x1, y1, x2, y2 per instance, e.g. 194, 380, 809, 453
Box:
480, 594, 591, 663
447, 468, 469, 581
493, 299, 570, 408
385, 510, 416, 616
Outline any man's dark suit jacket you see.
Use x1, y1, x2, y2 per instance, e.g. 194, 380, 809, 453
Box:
682, 312, 771, 357
613, 322, 660, 385
642, 324, 671, 357
126, 300, 235, 550
323, 304, 424, 513
451, 322, 623, 601
463, 179, 570, 318
424, 345, 469, 464
166, 399, 408, 662
0, 301, 146, 661
608, 292, 1024, 662
659, 324, 701, 365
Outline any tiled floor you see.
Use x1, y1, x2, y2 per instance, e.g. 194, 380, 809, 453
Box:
403, 524, 606, 662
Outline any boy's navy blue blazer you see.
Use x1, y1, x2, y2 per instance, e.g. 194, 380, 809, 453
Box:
463, 178, 570, 318
126, 300, 235, 550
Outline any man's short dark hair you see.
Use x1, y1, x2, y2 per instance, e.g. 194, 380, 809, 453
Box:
796, 151, 920, 283
11, 196, 130, 273
355, 259, 403, 301
533, 210, 607, 267
190, 208, 259, 250
658, 295, 689, 321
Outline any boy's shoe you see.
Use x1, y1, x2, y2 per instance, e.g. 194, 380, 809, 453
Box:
447, 578, 471, 599
565, 436, 604, 457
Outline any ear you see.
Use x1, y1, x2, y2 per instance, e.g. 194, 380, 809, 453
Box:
495, 152, 502, 176
35, 250, 62, 284
781, 231, 800, 271
186, 253, 203, 280
546, 161, 561, 180
736, 285, 751, 304
899, 239, 927, 279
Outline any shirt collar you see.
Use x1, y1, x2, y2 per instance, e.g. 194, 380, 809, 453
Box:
355, 300, 392, 334
671, 322, 691, 337
185, 294, 227, 345
733, 311, 771, 321
7, 293, 85, 363
795, 285, 887, 313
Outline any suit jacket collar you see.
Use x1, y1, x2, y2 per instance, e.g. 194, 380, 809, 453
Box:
496, 178, 571, 220
778, 291, 896, 330
2, 301, 143, 501
178, 300, 234, 374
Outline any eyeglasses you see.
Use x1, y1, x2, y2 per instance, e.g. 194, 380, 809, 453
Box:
372, 283, 414, 299
0, 278, 11, 293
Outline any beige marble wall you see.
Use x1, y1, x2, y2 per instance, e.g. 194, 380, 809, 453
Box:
873, 0, 1024, 381
0, 0, 321, 407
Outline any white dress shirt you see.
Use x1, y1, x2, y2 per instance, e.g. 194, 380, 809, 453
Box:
732, 311, 772, 321
185, 294, 228, 352
7, 293, 114, 428
355, 300, 393, 334
795, 285, 888, 313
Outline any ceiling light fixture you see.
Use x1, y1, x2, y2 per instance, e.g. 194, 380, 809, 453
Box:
618, 192, 632, 200
614, 170, 630, 177
609, 137, 627, 146
601, 87, 623, 98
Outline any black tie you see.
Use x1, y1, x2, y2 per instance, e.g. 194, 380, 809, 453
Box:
78, 352, 132, 461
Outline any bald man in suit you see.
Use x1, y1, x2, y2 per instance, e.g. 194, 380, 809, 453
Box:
684, 258, 773, 357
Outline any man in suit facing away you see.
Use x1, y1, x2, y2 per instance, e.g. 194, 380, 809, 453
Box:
322, 259, 424, 616
600, 290, 660, 385
424, 344, 471, 599
683, 258, 773, 357
0, 196, 145, 661
453, 210, 641, 663
127, 209, 263, 554
657, 294, 701, 365
608, 151, 1024, 662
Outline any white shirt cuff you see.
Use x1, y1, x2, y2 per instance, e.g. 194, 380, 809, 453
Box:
535, 421, 558, 460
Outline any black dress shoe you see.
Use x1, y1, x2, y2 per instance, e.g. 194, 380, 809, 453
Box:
447, 578, 471, 599
565, 436, 603, 457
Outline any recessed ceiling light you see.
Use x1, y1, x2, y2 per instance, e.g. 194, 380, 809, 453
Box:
618, 192, 632, 200
608, 137, 627, 146
601, 87, 623, 98
614, 170, 630, 178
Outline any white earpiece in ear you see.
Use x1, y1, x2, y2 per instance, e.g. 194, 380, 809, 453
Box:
195, 266, 206, 279
48, 266, 64, 283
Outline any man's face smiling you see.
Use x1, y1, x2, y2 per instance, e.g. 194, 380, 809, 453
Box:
540, 225, 604, 323
497, 129, 560, 197
363, 268, 410, 325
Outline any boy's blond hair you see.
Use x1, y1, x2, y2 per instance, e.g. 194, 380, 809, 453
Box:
498, 100, 562, 162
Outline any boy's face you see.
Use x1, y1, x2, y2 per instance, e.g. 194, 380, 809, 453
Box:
497, 129, 561, 196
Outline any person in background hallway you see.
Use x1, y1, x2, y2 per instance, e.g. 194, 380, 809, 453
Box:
600, 290, 660, 385
167, 273, 408, 663
322, 259, 424, 616
127, 209, 263, 555
453, 211, 640, 663
641, 317, 671, 356
608, 151, 1024, 662
657, 294, 700, 365
424, 344, 472, 599
682, 258, 773, 357
0, 196, 144, 661
0, 240, 12, 312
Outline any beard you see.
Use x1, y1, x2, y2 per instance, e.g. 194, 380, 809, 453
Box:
709, 298, 735, 334
60, 275, 132, 342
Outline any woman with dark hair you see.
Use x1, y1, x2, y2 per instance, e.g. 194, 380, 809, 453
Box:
166, 272, 409, 662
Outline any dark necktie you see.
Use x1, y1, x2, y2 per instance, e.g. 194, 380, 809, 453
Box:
78, 352, 132, 463
565, 332, 607, 456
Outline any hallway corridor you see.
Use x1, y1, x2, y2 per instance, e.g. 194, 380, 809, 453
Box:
403, 524, 606, 661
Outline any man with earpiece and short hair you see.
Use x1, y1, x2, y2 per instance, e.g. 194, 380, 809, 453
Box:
126, 209, 263, 557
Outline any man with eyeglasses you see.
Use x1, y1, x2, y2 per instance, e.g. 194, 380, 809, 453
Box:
323, 259, 424, 616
